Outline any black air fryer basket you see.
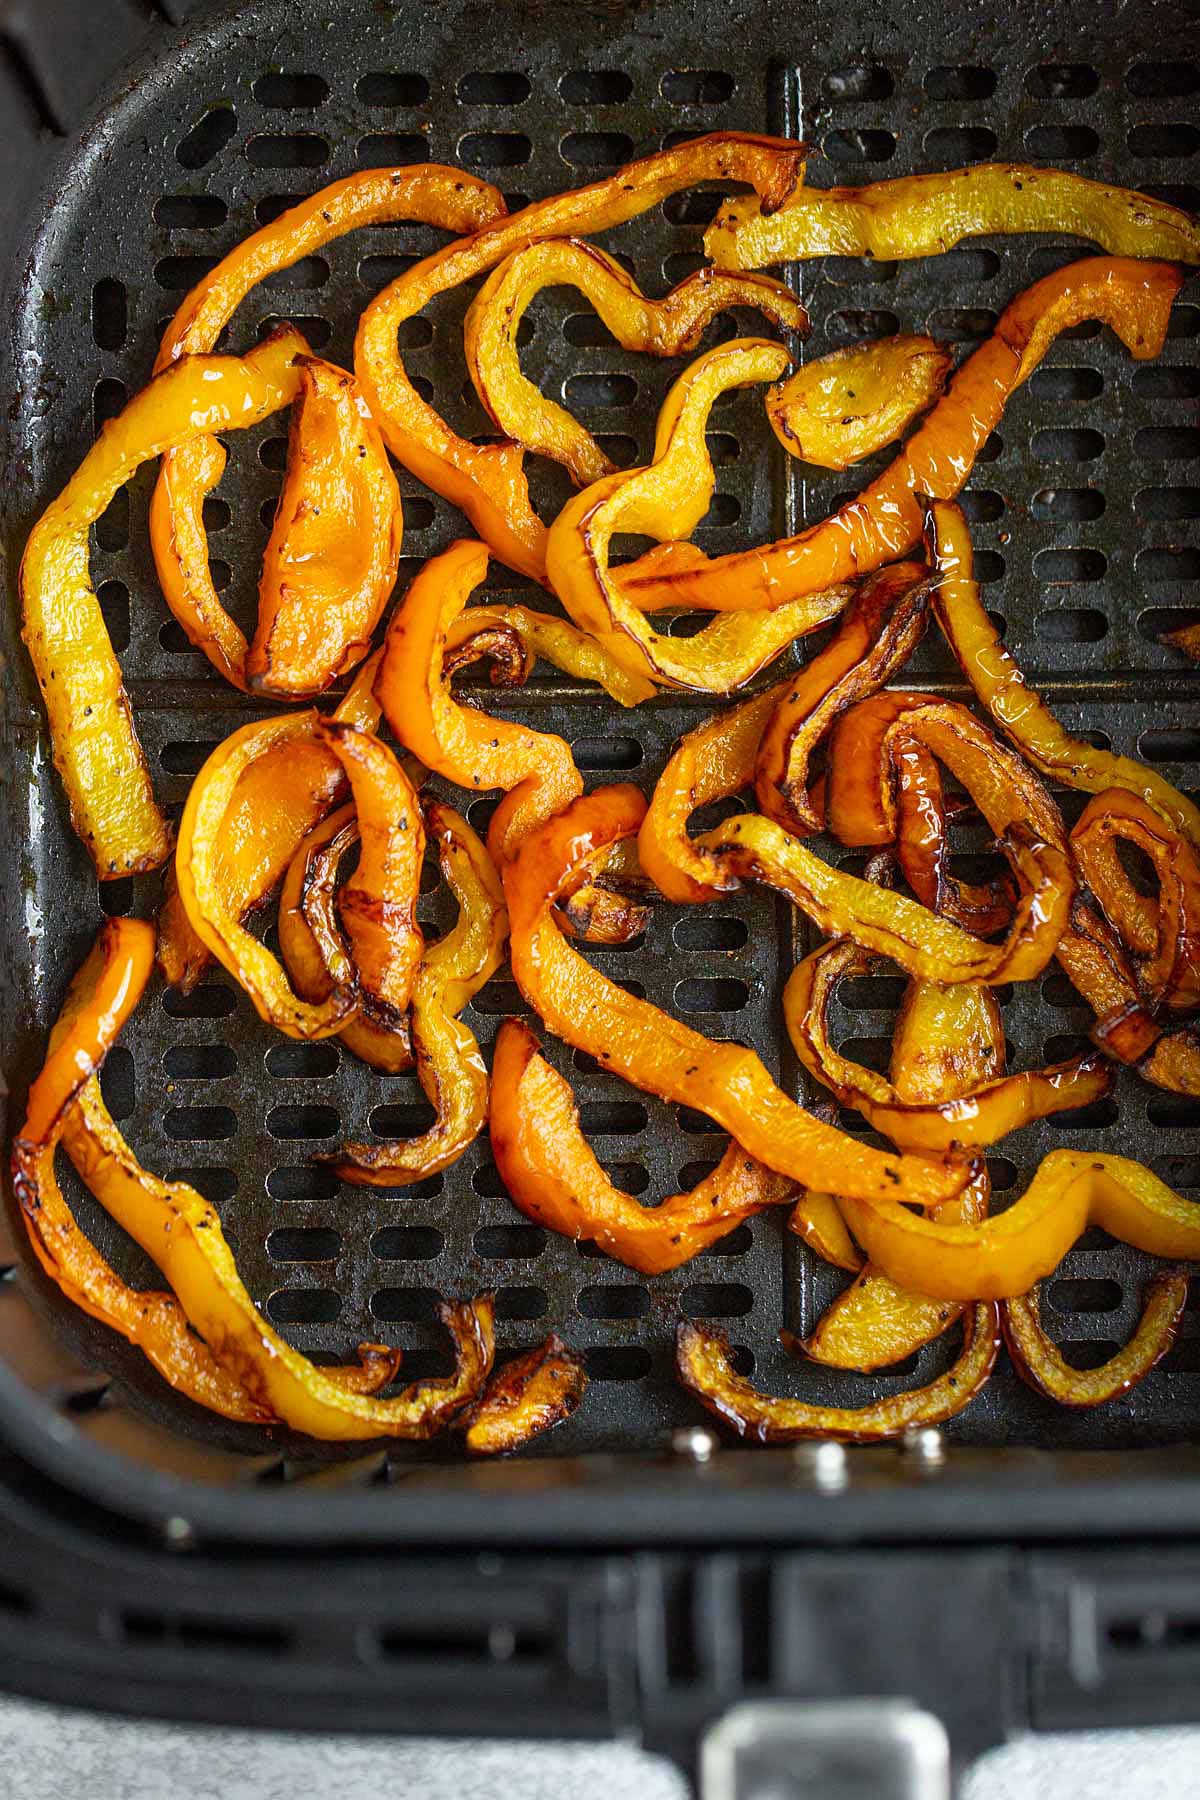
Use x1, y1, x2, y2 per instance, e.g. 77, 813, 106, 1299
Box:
1, 0, 1199, 1787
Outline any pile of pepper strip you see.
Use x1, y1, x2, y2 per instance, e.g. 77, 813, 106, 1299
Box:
14, 138, 1200, 1450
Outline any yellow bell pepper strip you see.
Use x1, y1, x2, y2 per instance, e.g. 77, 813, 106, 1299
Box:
277, 806, 415, 1074
175, 713, 361, 1038
157, 649, 383, 994
766, 335, 952, 470
620, 258, 1182, 614
787, 1191, 864, 1272
464, 237, 805, 488
354, 133, 807, 582
676, 1306, 999, 1444
545, 339, 857, 691
462, 1335, 588, 1456
152, 166, 507, 684
1141, 1028, 1200, 1097
784, 939, 1112, 1153
1070, 790, 1200, 1017
753, 560, 932, 834
489, 1019, 796, 1274
927, 500, 1200, 853
442, 601, 655, 707
705, 163, 1200, 271
503, 782, 972, 1206
893, 737, 1016, 936
20, 325, 309, 877
332, 802, 506, 1186
316, 722, 425, 1041
1002, 1271, 1188, 1409
839, 1151, 1200, 1302
246, 358, 402, 699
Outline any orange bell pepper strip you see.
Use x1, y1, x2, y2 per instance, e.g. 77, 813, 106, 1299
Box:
151, 166, 507, 685
706, 162, 1200, 270
892, 737, 1016, 936
503, 782, 971, 1206
838, 1150, 1200, 1302
927, 500, 1200, 852
784, 939, 1112, 1154
464, 236, 804, 488
245, 358, 402, 699
766, 335, 952, 470
753, 560, 932, 834
278, 805, 414, 1074
156, 649, 383, 993
621, 257, 1182, 613
1141, 1028, 1200, 1096
545, 338, 857, 690
676, 1305, 999, 1444
20, 324, 309, 877
333, 802, 506, 1186
175, 713, 361, 1038
1002, 1271, 1188, 1409
462, 1335, 588, 1456
1055, 898, 1164, 1068
1070, 790, 1200, 1016
442, 600, 655, 707
355, 132, 807, 581
489, 1019, 797, 1274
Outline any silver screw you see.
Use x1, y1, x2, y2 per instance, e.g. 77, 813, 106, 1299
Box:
793, 1439, 848, 1491
902, 1426, 946, 1469
671, 1424, 719, 1463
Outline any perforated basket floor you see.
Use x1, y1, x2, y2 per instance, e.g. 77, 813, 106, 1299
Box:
1, 0, 1199, 1471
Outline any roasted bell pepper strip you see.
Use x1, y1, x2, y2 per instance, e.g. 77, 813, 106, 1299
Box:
893, 737, 1016, 935
785, 939, 1111, 1153
333, 802, 506, 1186
1054, 897, 1163, 1066
246, 358, 402, 699
442, 600, 655, 706
766, 335, 951, 470
787, 1190, 864, 1272
152, 167, 506, 685
503, 783, 971, 1206
676, 1306, 999, 1444
278, 806, 415, 1073
705, 163, 1200, 270
462, 1335, 587, 1456
1002, 1271, 1188, 1409
1162, 618, 1200, 663
157, 650, 383, 993
1141, 1028, 1200, 1096
464, 237, 804, 488
838, 1151, 1200, 1302
316, 722, 425, 1038
753, 561, 932, 834
621, 258, 1182, 614
489, 1019, 796, 1273
545, 338, 856, 690
928, 499, 1200, 852
1070, 790, 1200, 1016
355, 133, 807, 581
20, 325, 308, 877
175, 713, 361, 1038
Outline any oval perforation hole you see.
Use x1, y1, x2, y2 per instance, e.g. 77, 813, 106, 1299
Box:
823, 129, 896, 162
1036, 609, 1108, 644
674, 977, 750, 1014
1133, 367, 1200, 402
1033, 428, 1104, 462
927, 307, 996, 343
460, 131, 533, 166
681, 1283, 754, 1318
159, 739, 220, 776
97, 580, 130, 654
560, 131, 635, 168
98, 1046, 135, 1123
700, 492, 741, 528
358, 252, 419, 289
266, 1104, 339, 1140
358, 133, 430, 166
923, 126, 998, 161
371, 1227, 445, 1262
162, 984, 235, 1019
1053, 1097, 1120, 1130
154, 254, 221, 289
571, 735, 643, 769
823, 65, 894, 101
924, 66, 996, 100
563, 371, 637, 409
263, 255, 329, 291
661, 69, 734, 103
474, 1225, 546, 1260
267, 1288, 341, 1325
1138, 548, 1200, 585
267, 1228, 342, 1263
167, 1167, 236, 1205
1025, 125, 1100, 158
1129, 123, 1200, 158
163, 1044, 236, 1080
154, 193, 228, 229
252, 72, 329, 108
264, 1042, 339, 1079
246, 133, 329, 168
1136, 427, 1200, 463
1029, 367, 1104, 404
91, 279, 127, 352
827, 308, 900, 345
1048, 1278, 1123, 1314
577, 1101, 649, 1135
559, 69, 633, 104
1127, 61, 1200, 98
267, 1165, 338, 1203
176, 105, 237, 170
164, 1106, 237, 1141
1032, 487, 1105, 522
1140, 727, 1200, 762
495, 1286, 549, 1322
584, 1346, 651, 1381
672, 915, 749, 952
356, 71, 430, 106
577, 1285, 651, 1319
1026, 63, 1099, 97
1034, 547, 1107, 583
458, 71, 530, 104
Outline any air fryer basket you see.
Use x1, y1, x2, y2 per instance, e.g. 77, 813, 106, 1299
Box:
1, 0, 1199, 1774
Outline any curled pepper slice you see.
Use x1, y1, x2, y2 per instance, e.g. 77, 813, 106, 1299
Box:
785, 939, 1111, 1153
504, 782, 970, 1207
1070, 790, 1200, 1016
753, 561, 932, 835
442, 600, 655, 706
621, 258, 1182, 613
1055, 897, 1164, 1068
246, 358, 402, 699
545, 338, 856, 690
490, 1019, 796, 1274
1002, 1271, 1188, 1409
333, 802, 507, 1186
157, 650, 383, 993
676, 1307, 999, 1444
839, 1151, 1200, 1302
175, 713, 361, 1038
464, 237, 804, 487
355, 132, 806, 581
462, 1336, 588, 1456
706, 163, 1200, 270
766, 335, 951, 469
928, 500, 1200, 853
152, 166, 506, 684
892, 738, 1016, 935
21, 325, 308, 877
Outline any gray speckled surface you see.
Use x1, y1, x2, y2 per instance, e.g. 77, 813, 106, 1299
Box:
0, 1699, 1198, 1799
